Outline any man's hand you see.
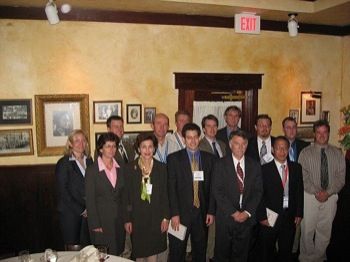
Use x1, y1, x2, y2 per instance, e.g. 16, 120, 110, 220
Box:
315, 191, 329, 202
231, 211, 249, 223
92, 227, 103, 233
206, 214, 215, 226
171, 216, 180, 231
81, 209, 88, 218
161, 219, 169, 233
294, 217, 302, 226
260, 219, 270, 227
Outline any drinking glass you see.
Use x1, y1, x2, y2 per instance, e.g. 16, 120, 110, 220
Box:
18, 250, 30, 262
96, 246, 108, 262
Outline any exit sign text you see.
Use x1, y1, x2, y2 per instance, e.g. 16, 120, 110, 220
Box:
235, 14, 261, 34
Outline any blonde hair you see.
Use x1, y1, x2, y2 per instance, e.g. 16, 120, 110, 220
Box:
64, 129, 90, 157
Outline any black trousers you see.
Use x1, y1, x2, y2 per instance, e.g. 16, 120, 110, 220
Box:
256, 210, 296, 262
59, 211, 90, 246
169, 207, 208, 262
214, 215, 253, 262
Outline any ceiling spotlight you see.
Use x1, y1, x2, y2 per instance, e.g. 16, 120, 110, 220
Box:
288, 13, 299, 37
45, 0, 60, 25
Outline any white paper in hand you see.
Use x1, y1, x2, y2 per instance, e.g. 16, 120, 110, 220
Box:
167, 223, 187, 240
266, 208, 278, 227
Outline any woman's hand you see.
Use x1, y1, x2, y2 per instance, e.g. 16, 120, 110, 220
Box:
161, 219, 169, 233
124, 222, 132, 234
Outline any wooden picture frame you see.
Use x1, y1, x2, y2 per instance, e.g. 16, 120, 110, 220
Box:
0, 99, 32, 125
300, 92, 322, 124
126, 104, 142, 124
289, 109, 299, 124
296, 126, 314, 143
0, 129, 34, 156
35, 94, 90, 156
144, 107, 156, 124
93, 100, 122, 123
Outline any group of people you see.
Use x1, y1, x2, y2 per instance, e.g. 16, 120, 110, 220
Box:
55, 106, 346, 262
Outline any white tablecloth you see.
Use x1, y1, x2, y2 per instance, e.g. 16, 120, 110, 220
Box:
0, 251, 133, 262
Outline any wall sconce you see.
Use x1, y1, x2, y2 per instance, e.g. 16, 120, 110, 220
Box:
288, 13, 299, 37
45, 0, 60, 25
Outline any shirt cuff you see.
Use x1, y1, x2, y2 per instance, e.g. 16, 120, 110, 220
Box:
244, 210, 252, 217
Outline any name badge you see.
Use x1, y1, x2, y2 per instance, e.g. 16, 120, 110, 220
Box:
283, 196, 289, 209
193, 171, 204, 181
263, 153, 274, 163
146, 183, 153, 195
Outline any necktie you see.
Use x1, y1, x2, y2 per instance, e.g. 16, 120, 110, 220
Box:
281, 164, 289, 197
260, 141, 267, 165
212, 141, 220, 158
289, 144, 295, 162
119, 144, 128, 163
236, 162, 244, 194
321, 148, 329, 190
191, 153, 200, 208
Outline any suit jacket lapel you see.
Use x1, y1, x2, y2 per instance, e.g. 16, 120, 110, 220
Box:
70, 160, 84, 178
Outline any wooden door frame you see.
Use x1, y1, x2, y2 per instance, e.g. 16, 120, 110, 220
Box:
174, 73, 263, 135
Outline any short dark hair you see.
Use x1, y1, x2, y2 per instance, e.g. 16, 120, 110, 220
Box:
255, 114, 272, 126
182, 123, 201, 137
224, 106, 242, 117
134, 132, 158, 155
106, 115, 124, 128
313, 119, 330, 133
96, 132, 120, 157
229, 130, 248, 141
273, 135, 290, 148
201, 114, 218, 128
282, 117, 297, 127
175, 110, 191, 122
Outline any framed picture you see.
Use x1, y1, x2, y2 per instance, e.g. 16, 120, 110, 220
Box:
300, 91, 322, 124
321, 110, 330, 122
0, 129, 34, 156
95, 132, 107, 149
289, 109, 299, 124
126, 104, 142, 124
123, 130, 153, 149
93, 100, 122, 124
296, 126, 314, 143
144, 107, 156, 124
35, 94, 90, 156
0, 99, 32, 125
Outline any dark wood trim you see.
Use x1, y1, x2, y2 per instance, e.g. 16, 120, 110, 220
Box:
0, 6, 348, 36
175, 73, 263, 134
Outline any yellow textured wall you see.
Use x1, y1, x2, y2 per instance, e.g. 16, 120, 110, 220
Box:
341, 36, 350, 108
0, 19, 346, 165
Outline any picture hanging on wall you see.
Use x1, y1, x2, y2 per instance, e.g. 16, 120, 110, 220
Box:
0, 129, 34, 156
126, 104, 142, 124
0, 99, 32, 125
300, 91, 322, 124
35, 94, 90, 156
93, 100, 122, 123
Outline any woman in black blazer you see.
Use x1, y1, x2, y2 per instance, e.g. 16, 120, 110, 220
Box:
85, 132, 126, 256
123, 133, 169, 262
56, 129, 93, 246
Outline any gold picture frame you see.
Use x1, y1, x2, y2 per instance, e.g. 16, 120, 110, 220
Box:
0, 129, 34, 156
35, 94, 90, 156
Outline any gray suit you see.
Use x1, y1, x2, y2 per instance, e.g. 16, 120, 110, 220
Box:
199, 137, 226, 158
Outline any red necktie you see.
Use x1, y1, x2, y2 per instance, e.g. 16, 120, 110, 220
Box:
236, 162, 244, 193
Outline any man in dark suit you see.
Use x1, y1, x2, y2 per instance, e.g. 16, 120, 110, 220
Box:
282, 117, 310, 162
168, 123, 215, 262
106, 115, 135, 164
212, 130, 263, 262
199, 114, 226, 158
216, 106, 242, 150
246, 114, 275, 165
256, 136, 304, 262
282, 117, 309, 255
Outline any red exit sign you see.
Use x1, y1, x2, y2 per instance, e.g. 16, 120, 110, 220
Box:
235, 13, 261, 34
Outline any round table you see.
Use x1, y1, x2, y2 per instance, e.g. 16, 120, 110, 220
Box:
0, 251, 133, 262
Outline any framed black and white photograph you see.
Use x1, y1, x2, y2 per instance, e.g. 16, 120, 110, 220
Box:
289, 109, 299, 124
296, 126, 314, 143
144, 107, 156, 124
126, 104, 142, 124
300, 91, 322, 124
93, 100, 122, 123
35, 94, 90, 156
321, 110, 330, 122
0, 129, 34, 156
0, 99, 32, 125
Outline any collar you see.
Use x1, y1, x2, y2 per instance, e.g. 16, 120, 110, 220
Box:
258, 136, 271, 144
69, 154, 87, 162
98, 156, 120, 172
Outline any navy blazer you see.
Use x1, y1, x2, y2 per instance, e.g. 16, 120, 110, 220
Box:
167, 149, 215, 227
257, 160, 304, 222
56, 155, 93, 216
